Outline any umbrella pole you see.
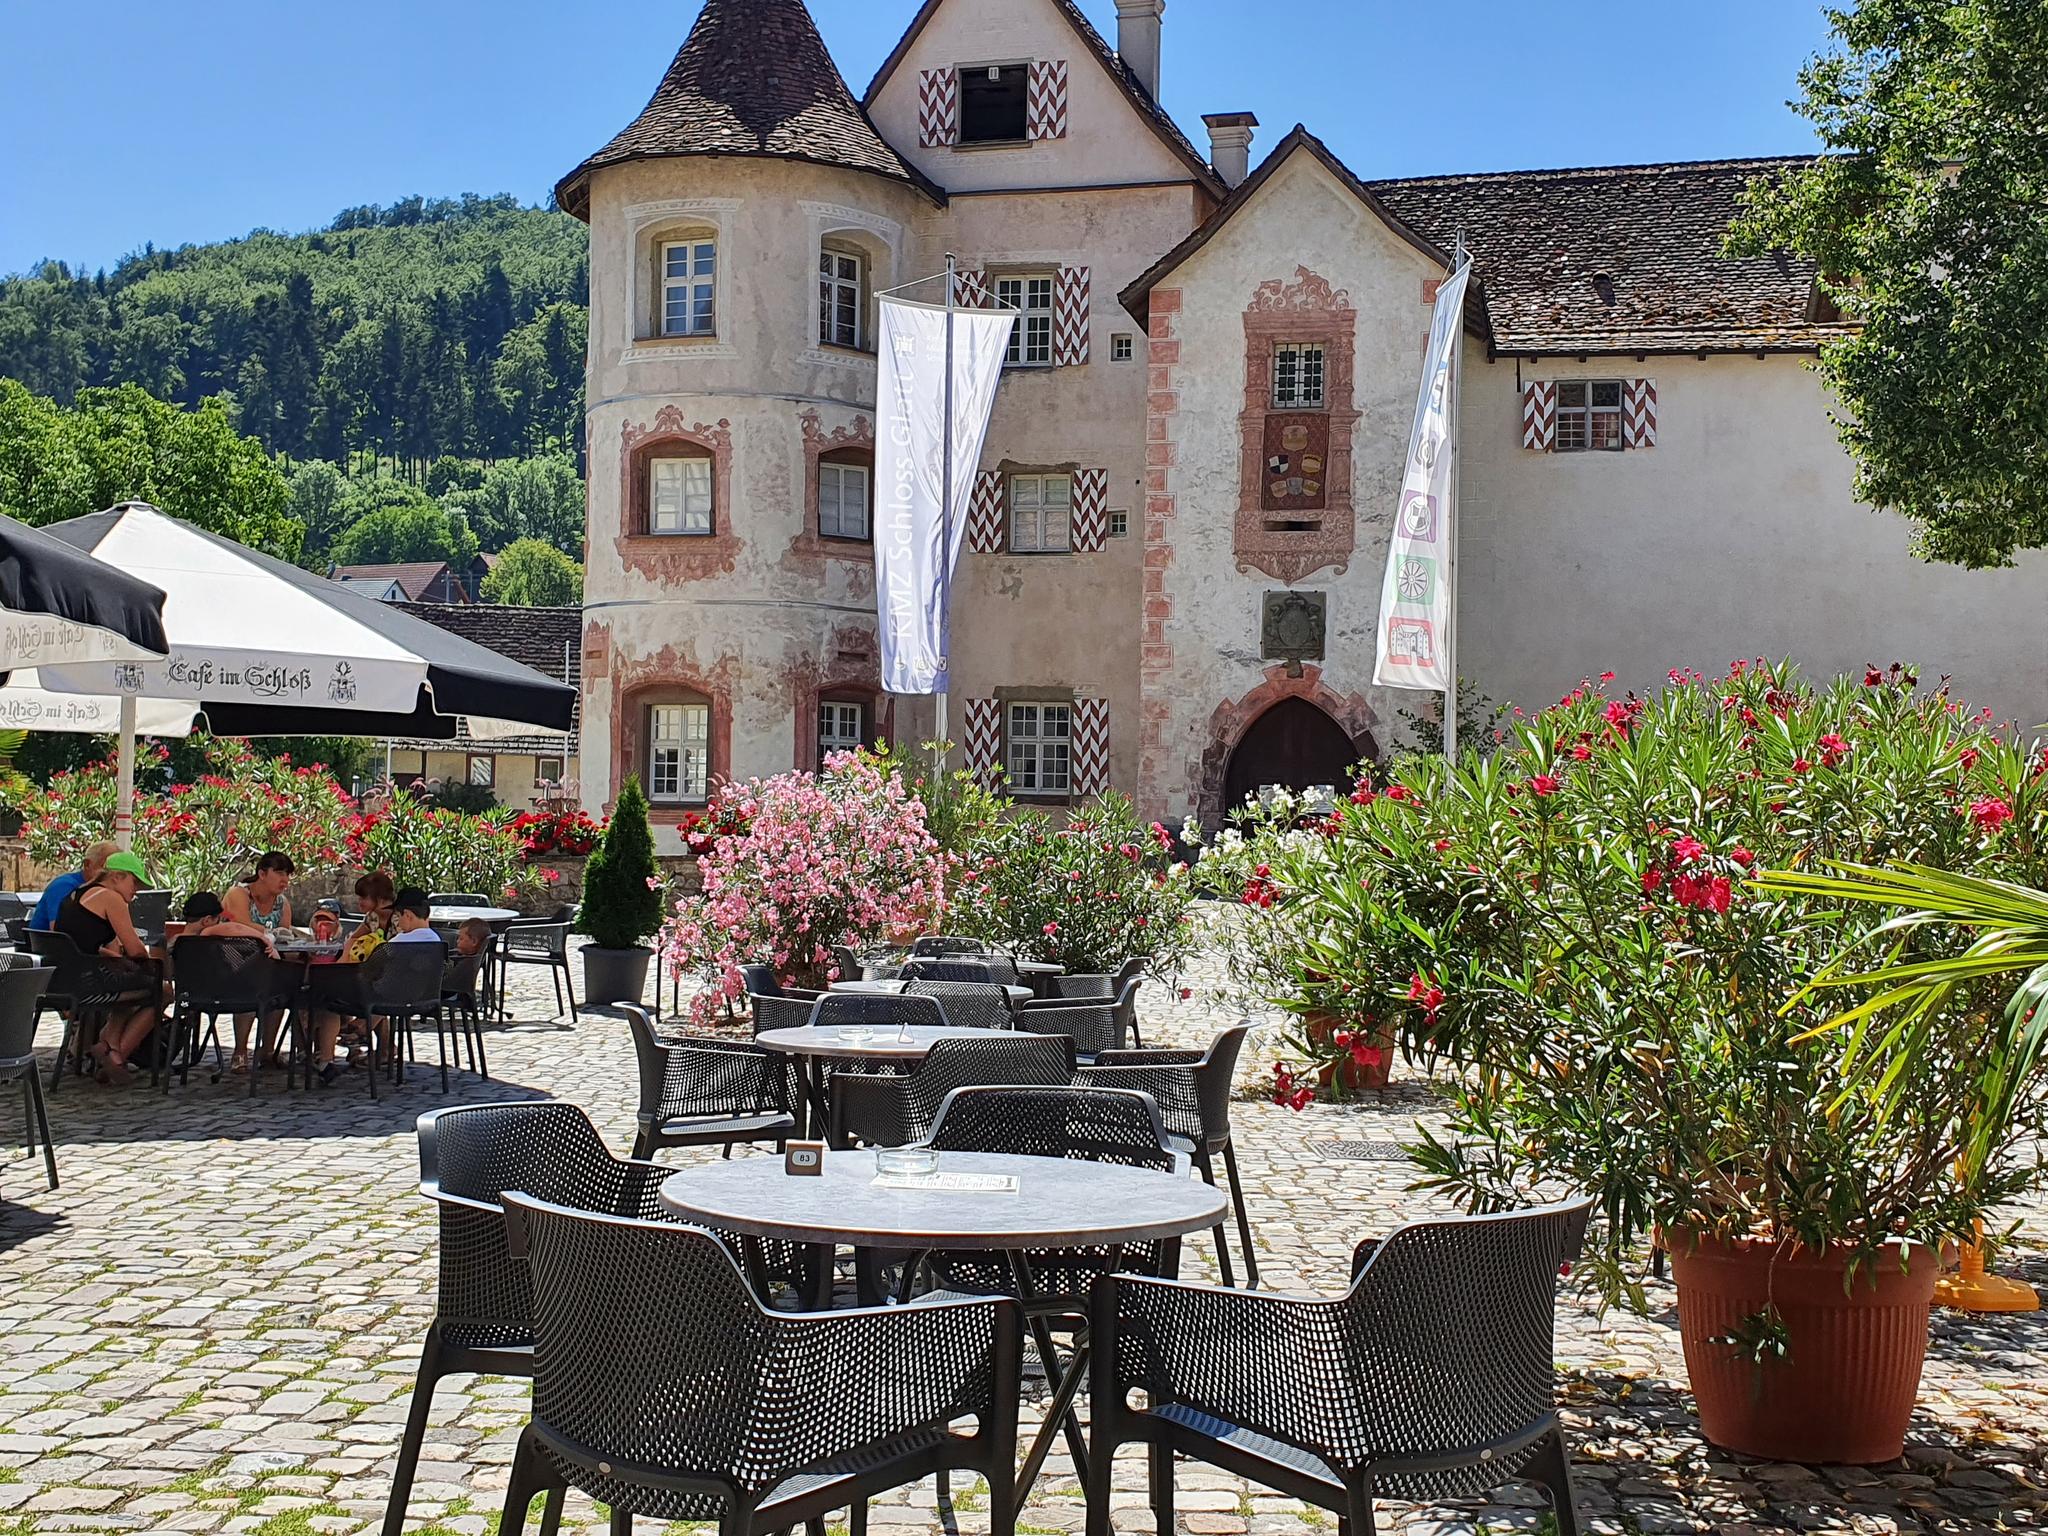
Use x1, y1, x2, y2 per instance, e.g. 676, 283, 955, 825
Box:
115, 695, 137, 851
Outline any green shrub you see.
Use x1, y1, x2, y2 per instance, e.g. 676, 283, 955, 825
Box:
578, 775, 661, 950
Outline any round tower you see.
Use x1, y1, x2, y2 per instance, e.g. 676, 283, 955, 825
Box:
558, 0, 939, 847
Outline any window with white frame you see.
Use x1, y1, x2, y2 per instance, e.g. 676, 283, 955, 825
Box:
1272, 342, 1326, 408
818, 459, 870, 540
1110, 333, 1134, 362
1006, 702, 1072, 795
647, 702, 710, 803
1108, 509, 1128, 538
818, 248, 864, 348
661, 239, 716, 337
997, 274, 1054, 366
818, 700, 865, 767
467, 754, 495, 788
649, 456, 713, 535
536, 756, 565, 784
1555, 380, 1624, 451
1009, 473, 1072, 553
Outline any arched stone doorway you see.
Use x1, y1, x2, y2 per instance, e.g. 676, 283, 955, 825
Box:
1222, 697, 1369, 812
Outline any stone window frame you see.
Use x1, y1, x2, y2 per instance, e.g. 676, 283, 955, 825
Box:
617, 410, 741, 582
793, 411, 877, 563
637, 692, 715, 808
794, 676, 886, 774
1235, 268, 1362, 584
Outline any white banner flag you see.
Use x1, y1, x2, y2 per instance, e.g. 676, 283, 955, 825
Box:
874, 295, 1014, 695
1373, 261, 1471, 692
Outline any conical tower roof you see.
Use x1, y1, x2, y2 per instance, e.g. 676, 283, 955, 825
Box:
556, 0, 933, 217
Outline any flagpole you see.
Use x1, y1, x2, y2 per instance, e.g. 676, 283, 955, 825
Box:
935, 252, 957, 775
1442, 233, 1466, 765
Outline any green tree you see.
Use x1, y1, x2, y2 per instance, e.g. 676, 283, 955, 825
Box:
480, 537, 582, 606
1728, 0, 2048, 568
0, 380, 298, 556
451, 453, 584, 554
286, 459, 351, 562
330, 489, 479, 567
577, 775, 662, 949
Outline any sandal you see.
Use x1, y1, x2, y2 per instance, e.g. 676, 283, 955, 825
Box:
227, 1051, 250, 1075
95, 1046, 131, 1087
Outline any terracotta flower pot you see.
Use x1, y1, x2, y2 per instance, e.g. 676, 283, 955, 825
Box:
1666, 1231, 1936, 1464
1304, 1011, 1395, 1093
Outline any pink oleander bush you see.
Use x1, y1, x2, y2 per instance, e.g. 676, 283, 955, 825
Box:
659, 753, 946, 1022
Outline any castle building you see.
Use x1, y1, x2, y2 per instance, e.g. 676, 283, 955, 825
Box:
560, 0, 2048, 846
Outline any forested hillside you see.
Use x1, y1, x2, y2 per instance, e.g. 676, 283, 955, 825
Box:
0, 195, 589, 467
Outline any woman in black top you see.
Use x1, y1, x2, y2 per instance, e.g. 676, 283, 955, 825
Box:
54, 849, 161, 1082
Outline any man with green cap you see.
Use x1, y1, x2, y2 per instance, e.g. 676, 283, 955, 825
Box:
52, 848, 162, 1082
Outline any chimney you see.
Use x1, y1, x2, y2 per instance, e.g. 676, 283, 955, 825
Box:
1203, 112, 1258, 189
1116, 0, 1165, 100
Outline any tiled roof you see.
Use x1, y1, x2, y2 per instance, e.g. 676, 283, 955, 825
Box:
1369, 155, 1848, 355
329, 562, 469, 603
555, 0, 937, 218
862, 0, 1225, 199
390, 603, 581, 755
1120, 129, 1849, 356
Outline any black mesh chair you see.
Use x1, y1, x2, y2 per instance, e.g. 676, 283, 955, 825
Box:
909, 935, 988, 958
129, 888, 173, 947
496, 908, 577, 1022
622, 1003, 796, 1158
497, 1192, 1023, 1536
371, 940, 461, 1091
170, 936, 296, 1094
1084, 1198, 1595, 1536
0, 965, 58, 1193
829, 944, 865, 982
1080, 1023, 1257, 1286
902, 979, 1013, 1032
1031, 957, 1146, 1003
810, 993, 949, 1031
738, 964, 782, 997
1014, 979, 1139, 1061
900, 957, 1000, 984
428, 892, 491, 908
830, 1034, 1075, 1150
747, 993, 814, 1036
440, 948, 492, 1080
26, 929, 158, 1090
381, 1103, 678, 1536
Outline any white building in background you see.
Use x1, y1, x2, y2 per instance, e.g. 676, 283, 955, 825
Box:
559, 0, 2048, 845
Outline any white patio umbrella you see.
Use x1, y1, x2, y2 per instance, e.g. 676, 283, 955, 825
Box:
0, 670, 197, 737
33, 503, 576, 846
0, 511, 169, 674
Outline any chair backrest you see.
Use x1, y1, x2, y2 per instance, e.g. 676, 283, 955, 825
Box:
972, 953, 1020, 986
829, 944, 864, 982
1114, 956, 1146, 991
501, 1191, 785, 1501
173, 935, 287, 1015
926, 1084, 1176, 1172
130, 889, 173, 942
5, 917, 29, 955
1087, 1023, 1251, 1146
908, 1035, 1075, 1124
442, 946, 488, 1000
810, 992, 949, 1030
623, 1006, 785, 1123
748, 993, 814, 1036
910, 934, 988, 958
503, 918, 569, 959
1334, 1198, 1594, 1470
901, 957, 998, 984
0, 965, 55, 1059
737, 963, 782, 998
428, 892, 491, 908
26, 928, 84, 988
417, 1102, 642, 1345
1015, 978, 1139, 1057
367, 939, 449, 1011
902, 979, 1012, 1031
0, 894, 27, 925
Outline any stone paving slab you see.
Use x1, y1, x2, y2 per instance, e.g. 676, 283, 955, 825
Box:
0, 941, 2039, 1535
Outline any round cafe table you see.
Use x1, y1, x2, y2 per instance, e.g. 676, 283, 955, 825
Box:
756, 1022, 997, 1139
659, 1147, 1225, 1504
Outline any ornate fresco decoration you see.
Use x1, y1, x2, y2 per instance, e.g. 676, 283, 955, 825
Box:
609, 643, 739, 819
786, 410, 877, 593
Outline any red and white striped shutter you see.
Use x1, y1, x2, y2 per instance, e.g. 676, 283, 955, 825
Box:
1624, 379, 1658, 448
1070, 468, 1109, 551
1026, 59, 1069, 140
917, 69, 959, 147
1521, 380, 1557, 451
951, 268, 990, 308
1054, 265, 1090, 366
968, 470, 1006, 552
1070, 697, 1110, 795
962, 699, 1001, 781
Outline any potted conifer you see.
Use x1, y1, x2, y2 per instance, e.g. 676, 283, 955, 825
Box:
577, 775, 662, 1005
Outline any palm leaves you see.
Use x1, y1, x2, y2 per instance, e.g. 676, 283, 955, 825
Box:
1755, 861, 2048, 1176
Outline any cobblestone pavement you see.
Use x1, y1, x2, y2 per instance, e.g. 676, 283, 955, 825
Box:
0, 943, 2042, 1536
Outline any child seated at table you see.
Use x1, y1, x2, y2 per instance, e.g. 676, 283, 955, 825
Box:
455, 918, 490, 958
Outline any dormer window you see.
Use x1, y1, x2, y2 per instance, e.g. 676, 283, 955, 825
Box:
960, 63, 1028, 143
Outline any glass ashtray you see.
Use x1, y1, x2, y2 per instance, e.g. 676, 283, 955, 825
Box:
837, 1027, 875, 1044
875, 1146, 939, 1177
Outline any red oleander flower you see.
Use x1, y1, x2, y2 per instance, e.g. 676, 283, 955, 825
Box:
1671, 835, 1707, 866
1271, 1063, 1314, 1111
1818, 732, 1851, 767
1864, 666, 1884, 687
1528, 774, 1561, 797
1730, 846, 1756, 869
1969, 797, 2015, 833
1641, 866, 1664, 894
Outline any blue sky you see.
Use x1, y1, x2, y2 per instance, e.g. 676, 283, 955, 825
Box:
0, 0, 1835, 278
